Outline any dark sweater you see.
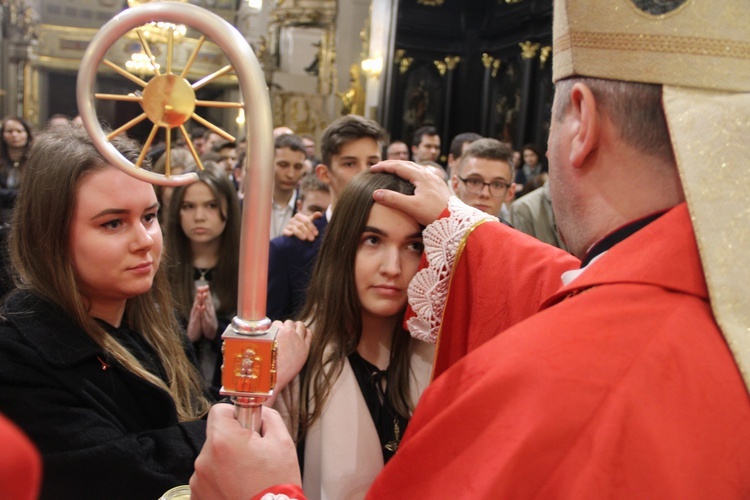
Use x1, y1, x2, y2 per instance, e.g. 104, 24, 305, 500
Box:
0, 290, 206, 499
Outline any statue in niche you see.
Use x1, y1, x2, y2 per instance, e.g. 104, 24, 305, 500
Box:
304, 41, 321, 76
337, 64, 365, 116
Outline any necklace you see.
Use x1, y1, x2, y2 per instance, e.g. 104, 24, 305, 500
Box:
384, 418, 401, 453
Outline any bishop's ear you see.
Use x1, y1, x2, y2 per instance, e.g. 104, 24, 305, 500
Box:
568, 82, 600, 169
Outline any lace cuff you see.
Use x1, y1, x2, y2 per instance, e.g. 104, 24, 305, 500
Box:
407, 197, 497, 343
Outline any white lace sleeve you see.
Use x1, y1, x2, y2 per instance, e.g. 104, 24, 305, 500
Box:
259, 494, 296, 500
407, 196, 497, 343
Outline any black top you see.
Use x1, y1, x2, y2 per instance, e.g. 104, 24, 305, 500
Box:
0, 290, 206, 500
348, 351, 410, 463
581, 210, 667, 268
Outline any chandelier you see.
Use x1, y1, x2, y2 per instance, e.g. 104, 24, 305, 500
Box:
125, 0, 188, 45
125, 50, 161, 75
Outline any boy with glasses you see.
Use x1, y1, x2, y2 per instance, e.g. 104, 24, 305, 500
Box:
451, 138, 515, 218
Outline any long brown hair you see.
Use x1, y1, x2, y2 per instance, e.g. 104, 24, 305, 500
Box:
165, 163, 240, 320
297, 171, 419, 439
9, 126, 210, 421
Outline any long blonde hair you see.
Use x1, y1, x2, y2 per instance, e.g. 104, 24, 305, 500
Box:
9, 126, 210, 421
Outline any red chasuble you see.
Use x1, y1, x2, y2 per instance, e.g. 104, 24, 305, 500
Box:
0, 413, 41, 500
425, 211, 578, 379
369, 203, 750, 498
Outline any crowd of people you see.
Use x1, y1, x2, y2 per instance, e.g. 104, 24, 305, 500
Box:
1, 0, 749, 497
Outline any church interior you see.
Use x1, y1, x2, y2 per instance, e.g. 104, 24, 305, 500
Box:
0, 0, 553, 157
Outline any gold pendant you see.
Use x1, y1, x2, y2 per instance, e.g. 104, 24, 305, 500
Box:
384, 418, 400, 453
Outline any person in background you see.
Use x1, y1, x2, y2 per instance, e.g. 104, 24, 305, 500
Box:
451, 138, 515, 220
266, 115, 387, 321
418, 160, 448, 183
271, 134, 307, 239
190, 127, 207, 157
152, 147, 198, 226
445, 131, 482, 182
301, 133, 320, 167
410, 126, 440, 163
216, 141, 239, 178
385, 140, 409, 161
165, 164, 240, 396
45, 114, 71, 129
296, 172, 331, 217
514, 143, 545, 195
273, 126, 295, 138
0, 116, 33, 224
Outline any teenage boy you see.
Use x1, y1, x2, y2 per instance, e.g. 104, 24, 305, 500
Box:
266, 115, 388, 320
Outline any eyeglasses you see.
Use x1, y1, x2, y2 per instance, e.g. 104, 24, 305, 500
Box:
457, 176, 511, 197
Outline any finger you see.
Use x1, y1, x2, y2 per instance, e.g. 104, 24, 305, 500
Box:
208, 402, 238, 424
258, 407, 289, 439
372, 188, 415, 213
370, 159, 425, 181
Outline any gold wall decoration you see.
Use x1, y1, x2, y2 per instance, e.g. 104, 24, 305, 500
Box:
337, 64, 365, 116
394, 49, 407, 64
271, 91, 329, 135
317, 27, 337, 95
434, 60, 447, 76
23, 63, 39, 126
482, 53, 494, 69
492, 59, 502, 77
3, 0, 39, 41
444, 55, 461, 70
539, 45, 551, 69
519, 41, 541, 60
270, 0, 336, 27
399, 56, 414, 74
482, 54, 503, 78
434, 55, 460, 76
417, 0, 445, 6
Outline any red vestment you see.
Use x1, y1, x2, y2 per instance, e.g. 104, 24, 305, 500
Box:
426, 212, 577, 379
0, 413, 41, 500
368, 203, 750, 498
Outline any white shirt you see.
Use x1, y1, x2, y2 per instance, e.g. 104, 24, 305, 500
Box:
270, 192, 297, 239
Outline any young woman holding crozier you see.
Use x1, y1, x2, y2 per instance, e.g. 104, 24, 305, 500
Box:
0, 126, 309, 499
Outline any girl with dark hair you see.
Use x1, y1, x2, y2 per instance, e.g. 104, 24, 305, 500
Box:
0, 125, 211, 499
0, 116, 34, 223
164, 163, 241, 393
514, 143, 546, 194
275, 170, 435, 499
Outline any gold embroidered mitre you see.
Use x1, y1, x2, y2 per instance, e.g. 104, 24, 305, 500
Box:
552, 0, 750, 91
553, 0, 750, 392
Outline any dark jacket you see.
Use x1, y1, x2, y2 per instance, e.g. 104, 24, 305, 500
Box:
0, 290, 206, 500
266, 214, 329, 321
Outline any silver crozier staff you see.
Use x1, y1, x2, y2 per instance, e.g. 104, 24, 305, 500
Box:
76, 0, 277, 433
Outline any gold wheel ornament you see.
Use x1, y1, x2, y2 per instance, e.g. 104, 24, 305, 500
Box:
77, 1, 276, 431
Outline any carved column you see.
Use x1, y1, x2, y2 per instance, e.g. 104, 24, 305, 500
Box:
437, 55, 460, 160
517, 41, 540, 148
1, 0, 38, 120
